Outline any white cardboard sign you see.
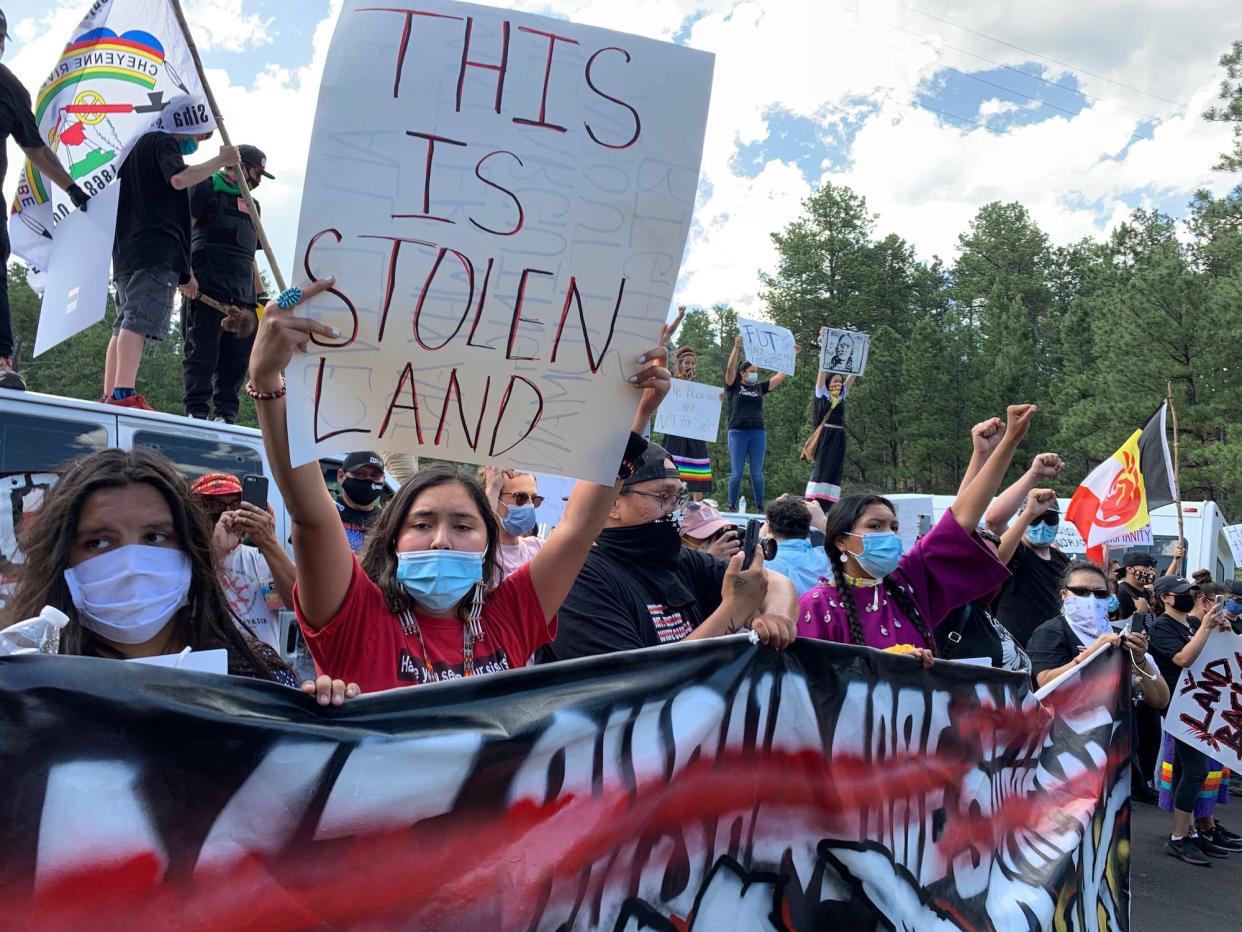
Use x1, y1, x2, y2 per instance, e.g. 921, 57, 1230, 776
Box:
1224, 524, 1242, 564
286, 0, 714, 483
819, 326, 869, 375
737, 317, 796, 376
1165, 628, 1242, 773
34, 180, 122, 356
1055, 522, 1152, 554
654, 378, 721, 443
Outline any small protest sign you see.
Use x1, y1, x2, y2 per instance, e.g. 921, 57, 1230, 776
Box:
34, 180, 121, 356
1056, 521, 1152, 555
1224, 524, 1242, 564
654, 378, 722, 443
286, 0, 714, 483
737, 317, 796, 375
1165, 628, 1242, 772
819, 327, 869, 375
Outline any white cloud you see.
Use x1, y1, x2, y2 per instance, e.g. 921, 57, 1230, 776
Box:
9, 0, 1242, 318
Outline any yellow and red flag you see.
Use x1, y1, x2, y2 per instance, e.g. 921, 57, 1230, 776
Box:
1065, 403, 1178, 562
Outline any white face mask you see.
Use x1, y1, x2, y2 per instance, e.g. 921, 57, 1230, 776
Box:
1063, 593, 1111, 644
63, 545, 192, 645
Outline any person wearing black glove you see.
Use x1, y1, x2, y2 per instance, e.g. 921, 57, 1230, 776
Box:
0, 7, 91, 391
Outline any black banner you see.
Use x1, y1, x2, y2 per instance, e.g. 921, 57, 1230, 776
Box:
0, 637, 1130, 930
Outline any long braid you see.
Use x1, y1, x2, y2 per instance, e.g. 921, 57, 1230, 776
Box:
828, 550, 867, 647
883, 579, 936, 656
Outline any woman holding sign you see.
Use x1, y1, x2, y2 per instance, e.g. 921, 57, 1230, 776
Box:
246, 280, 672, 694
659, 346, 714, 501
804, 370, 856, 512
724, 334, 790, 511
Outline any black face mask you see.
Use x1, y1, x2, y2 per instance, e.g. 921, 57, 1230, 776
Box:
595, 515, 683, 567
1170, 593, 1195, 613
342, 476, 382, 507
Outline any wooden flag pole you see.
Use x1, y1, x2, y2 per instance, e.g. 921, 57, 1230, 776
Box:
1167, 382, 1185, 552
168, 0, 287, 293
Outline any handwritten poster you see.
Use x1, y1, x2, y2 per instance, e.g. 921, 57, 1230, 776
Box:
654, 378, 722, 443
1224, 523, 1242, 564
1056, 521, 1152, 554
286, 0, 714, 483
736, 317, 796, 376
818, 327, 870, 375
1165, 628, 1242, 773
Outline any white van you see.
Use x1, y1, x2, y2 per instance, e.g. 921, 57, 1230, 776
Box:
0, 389, 403, 658
886, 492, 1235, 579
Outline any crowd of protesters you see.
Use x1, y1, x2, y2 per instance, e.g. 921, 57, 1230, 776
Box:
0, 34, 1239, 875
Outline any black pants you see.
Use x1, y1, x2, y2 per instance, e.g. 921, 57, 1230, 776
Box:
0, 222, 12, 359
1172, 738, 1211, 814
181, 296, 255, 421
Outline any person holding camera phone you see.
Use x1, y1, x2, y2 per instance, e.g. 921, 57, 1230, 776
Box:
191, 472, 296, 653
1148, 577, 1242, 864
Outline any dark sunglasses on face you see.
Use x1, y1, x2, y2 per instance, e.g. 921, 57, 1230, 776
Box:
1066, 585, 1110, 600
1031, 513, 1060, 527
500, 491, 544, 507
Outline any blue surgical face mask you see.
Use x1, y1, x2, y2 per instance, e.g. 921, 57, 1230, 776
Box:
744, 372, 759, 386
177, 136, 199, 155
1027, 521, 1058, 547
1107, 594, 1120, 614
847, 531, 903, 579
395, 550, 484, 613
500, 503, 537, 537
1226, 599, 1242, 617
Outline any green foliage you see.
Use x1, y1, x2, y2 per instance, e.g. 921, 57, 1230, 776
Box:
1205, 40, 1242, 173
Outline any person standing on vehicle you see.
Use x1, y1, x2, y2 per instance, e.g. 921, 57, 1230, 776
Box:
0, 9, 91, 390
181, 145, 273, 423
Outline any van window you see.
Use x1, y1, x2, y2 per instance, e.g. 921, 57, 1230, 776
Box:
132, 430, 263, 481
0, 411, 108, 474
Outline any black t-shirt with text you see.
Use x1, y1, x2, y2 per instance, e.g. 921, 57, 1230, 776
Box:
0, 65, 43, 201
725, 378, 771, 430
1147, 612, 1197, 691
113, 133, 191, 279
335, 496, 380, 553
994, 541, 1070, 647
539, 546, 728, 661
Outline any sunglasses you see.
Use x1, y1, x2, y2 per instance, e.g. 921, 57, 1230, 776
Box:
500, 491, 544, 508
1031, 513, 1060, 527
1066, 585, 1110, 600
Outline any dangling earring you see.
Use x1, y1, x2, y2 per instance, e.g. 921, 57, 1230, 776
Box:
465, 583, 485, 641
840, 552, 849, 563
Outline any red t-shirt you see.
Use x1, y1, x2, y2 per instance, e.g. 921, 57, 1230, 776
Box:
294, 558, 554, 694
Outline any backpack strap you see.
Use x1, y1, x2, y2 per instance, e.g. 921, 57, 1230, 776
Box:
938, 602, 973, 659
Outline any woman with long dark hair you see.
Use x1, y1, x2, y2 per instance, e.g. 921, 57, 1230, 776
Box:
724, 333, 790, 510
1, 447, 355, 703
247, 280, 672, 693
804, 370, 855, 512
797, 405, 1036, 664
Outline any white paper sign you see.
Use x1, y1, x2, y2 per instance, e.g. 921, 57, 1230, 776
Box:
737, 317, 796, 375
1165, 628, 1242, 773
34, 180, 122, 356
1056, 522, 1152, 554
819, 327, 869, 375
1224, 524, 1242, 564
286, 0, 714, 483
654, 378, 721, 443
532, 472, 576, 528
126, 649, 229, 676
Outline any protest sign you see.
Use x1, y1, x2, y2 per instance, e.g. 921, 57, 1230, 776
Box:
819, 326, 870, 375
33, 180, 121, 356
286, 0, 713, 483
1165, 627, 1242, 773
1224, 523, 1242, 564
0, 638, 1131, 930
532, 472, 575, 527
12, 0, 216, 278
737, 316, 796, 375
654, 378, 722, 442
1056, 521, 1152, 555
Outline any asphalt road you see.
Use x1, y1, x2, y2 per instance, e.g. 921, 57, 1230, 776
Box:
1130, 796, 1242, 929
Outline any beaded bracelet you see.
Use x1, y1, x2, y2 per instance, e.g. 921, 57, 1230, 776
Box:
245, 377, 287, 400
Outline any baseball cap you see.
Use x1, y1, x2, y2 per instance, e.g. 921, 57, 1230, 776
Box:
238, 144, 274, 179
342, 451, 384, 473
622, 442, 680, 487
190, 472, 242, 497
1122, 550, 1158, 568
681, 501, 730, 541
1154, 575, 1194, 597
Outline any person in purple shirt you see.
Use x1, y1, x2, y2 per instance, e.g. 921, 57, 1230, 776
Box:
798, 404, 1037, 665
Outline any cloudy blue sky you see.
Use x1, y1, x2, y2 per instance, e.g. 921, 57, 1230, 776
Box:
6, 0, 1239, 313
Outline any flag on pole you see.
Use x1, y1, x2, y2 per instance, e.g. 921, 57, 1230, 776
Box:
1065, 403, 1179, 561
9, 0, 216, 279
